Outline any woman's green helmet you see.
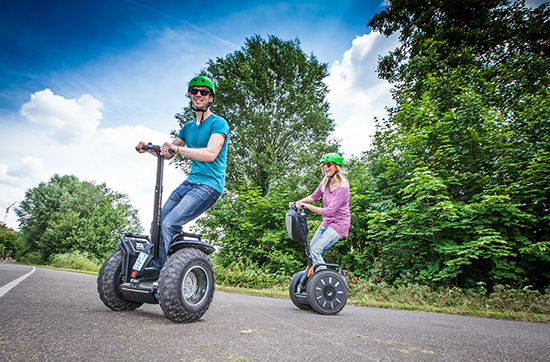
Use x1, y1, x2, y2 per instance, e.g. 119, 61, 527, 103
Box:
320, 153, 343, 167
188, 76, 216, 96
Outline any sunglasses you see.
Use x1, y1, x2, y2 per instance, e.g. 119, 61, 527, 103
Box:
189, 88, 211, 96
321, 162, 335, 167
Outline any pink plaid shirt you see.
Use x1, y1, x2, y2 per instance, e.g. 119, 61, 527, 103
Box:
310, 182, 351, 236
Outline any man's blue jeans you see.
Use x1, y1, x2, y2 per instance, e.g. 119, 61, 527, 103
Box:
309, 225, 342, 267
152, 181, 220, 269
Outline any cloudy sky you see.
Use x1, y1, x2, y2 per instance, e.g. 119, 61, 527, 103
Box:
1, 0, 542, 231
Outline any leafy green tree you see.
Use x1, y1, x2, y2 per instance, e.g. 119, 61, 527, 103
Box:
171, 35, 340, 271
0, 223, 22, 259
16, 174, 142, 261
173, 34, 338, 195
352, 0, 550, 288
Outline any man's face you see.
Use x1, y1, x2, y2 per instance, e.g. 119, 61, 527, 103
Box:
190, 86, 213, 109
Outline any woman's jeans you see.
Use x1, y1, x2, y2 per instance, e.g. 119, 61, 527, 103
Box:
309, 225, 342, 267
152, 181, 220, 269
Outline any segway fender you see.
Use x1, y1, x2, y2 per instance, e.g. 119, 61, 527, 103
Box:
168, 232, 215, 256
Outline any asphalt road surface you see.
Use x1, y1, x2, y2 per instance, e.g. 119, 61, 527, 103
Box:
1, 262, 548, 362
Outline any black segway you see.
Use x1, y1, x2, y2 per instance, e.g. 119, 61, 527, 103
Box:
97, 143, 216, 323
286, 203, 348, 315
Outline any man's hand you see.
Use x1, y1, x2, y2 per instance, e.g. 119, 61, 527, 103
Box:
135, 142, 160, 156
161, 142, 176, 159
135, 141, 147, 153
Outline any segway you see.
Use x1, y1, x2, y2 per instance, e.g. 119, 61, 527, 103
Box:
97, 143, 216, 323
286, 203, 348, 315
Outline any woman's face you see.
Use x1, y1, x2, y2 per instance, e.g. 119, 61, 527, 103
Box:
322, 162, 336, 178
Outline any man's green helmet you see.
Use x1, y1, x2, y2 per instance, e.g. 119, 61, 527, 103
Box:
320, 153, 343, 167
188, 76, 216, 96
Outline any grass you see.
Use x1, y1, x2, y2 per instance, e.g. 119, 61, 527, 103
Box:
217, 280, 550, 323
347, 281, 550, 323
14, 253, 550, 323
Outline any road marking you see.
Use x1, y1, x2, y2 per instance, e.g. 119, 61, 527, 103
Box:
0, 266, 36, 298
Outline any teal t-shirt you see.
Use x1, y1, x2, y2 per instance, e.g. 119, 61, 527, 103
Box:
177, 114, 229, 193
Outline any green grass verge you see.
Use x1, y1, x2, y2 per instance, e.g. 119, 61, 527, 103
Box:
13, 254, 549, 323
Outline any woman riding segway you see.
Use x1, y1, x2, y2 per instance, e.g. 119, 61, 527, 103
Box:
291, 153, 351, 267
287, 153, 350, 314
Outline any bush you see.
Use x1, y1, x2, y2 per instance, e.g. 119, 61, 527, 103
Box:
348, 278, 550, 322
49, 251, 101, 272
213, 257, 290, 289
18, 252, 45, 265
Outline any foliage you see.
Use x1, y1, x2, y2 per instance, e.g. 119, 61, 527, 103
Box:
195, 180, 312, 274
0, 223, 22, 258
16, 174, 143, 261
17, 252, 44, 265
347, 0, 550, 289
212, 256, 290, 289
49, 250, 101, 272
350, 279, 550, 322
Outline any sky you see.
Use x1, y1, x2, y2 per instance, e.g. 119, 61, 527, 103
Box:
1, 0, 544, 231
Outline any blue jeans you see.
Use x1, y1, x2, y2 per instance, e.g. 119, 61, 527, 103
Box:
152, 181, 220, 268
309, 225, 342, 267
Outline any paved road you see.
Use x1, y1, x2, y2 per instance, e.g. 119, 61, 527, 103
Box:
1, 262, 548, 362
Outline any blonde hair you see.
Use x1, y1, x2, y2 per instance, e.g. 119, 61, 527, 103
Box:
321, 164, 349, 192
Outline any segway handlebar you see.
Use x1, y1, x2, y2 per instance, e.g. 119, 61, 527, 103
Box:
290, 202, 305, 212
141, 142, 176, 155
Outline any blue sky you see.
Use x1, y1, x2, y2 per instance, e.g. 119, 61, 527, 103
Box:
2, 0, 544, 230
1, 0, 384, 122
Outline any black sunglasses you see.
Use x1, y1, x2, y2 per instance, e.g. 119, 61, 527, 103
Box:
189, 88, 211, 96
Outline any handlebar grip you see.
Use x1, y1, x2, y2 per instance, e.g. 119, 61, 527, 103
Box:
141, 143, 176, 155
141, 142, 156, 151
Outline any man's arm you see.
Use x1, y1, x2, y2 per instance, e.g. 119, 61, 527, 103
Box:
161, 133, 225, 162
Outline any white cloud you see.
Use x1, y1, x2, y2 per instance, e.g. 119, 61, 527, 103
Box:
0, 156, 49, 229
1, 91, 185, 231
325, 31, 399, 157
19, 89, 103, 144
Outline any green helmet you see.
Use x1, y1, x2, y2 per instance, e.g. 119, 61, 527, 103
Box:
188, 76, 216, 96
320, 153, 343, 167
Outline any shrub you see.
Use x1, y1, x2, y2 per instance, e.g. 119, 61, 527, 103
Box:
49, 251, 101, 272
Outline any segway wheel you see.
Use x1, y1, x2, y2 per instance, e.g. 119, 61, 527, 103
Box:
306, 269, 347, 315
289, 270, 312, 310
157, 248, 215, 323
97, 249, 143, 311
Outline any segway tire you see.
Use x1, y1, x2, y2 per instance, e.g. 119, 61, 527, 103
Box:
306, 269, 347, 315
158, 248, 215, 323
97, 249, 143, 311
289, 270, 312, 310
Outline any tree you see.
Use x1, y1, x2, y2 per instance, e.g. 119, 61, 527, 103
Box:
171, 35, 340, 272
16, 174, 143, 261
0, 224, 22, 259
352, 0, 550, 288
173, 34, 338, 195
